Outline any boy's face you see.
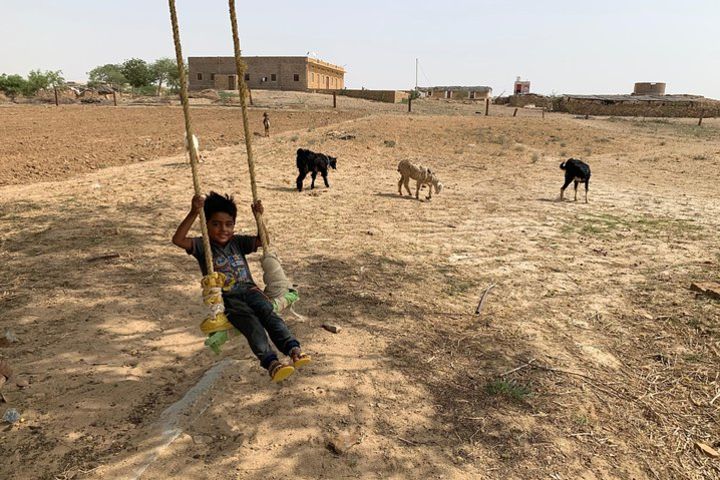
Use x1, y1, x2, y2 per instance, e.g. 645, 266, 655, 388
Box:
207, 212, 235, 245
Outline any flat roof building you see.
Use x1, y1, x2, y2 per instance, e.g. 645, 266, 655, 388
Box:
188, 56, 345, 92
514, 77, 531, 95
421, 85, 492, 100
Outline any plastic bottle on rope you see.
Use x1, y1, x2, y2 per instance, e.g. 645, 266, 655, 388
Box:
199, 272, 234, 354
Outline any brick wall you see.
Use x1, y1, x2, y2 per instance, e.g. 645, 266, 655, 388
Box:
245, 57, 308, 91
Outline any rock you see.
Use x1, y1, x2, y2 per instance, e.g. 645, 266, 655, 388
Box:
326, 131, 356, 141
16, 378, 29, 389
192, 434, 213, 445
327, 431, 361, 454
322, 323, 341, 334
690, 282, 720, 300
2, 408, 20, 424
695, 442, 719, 458
4, 329, 19, 343
0, 360, 12, 382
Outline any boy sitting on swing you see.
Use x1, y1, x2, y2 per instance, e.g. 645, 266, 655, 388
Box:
173, 192, 310, 382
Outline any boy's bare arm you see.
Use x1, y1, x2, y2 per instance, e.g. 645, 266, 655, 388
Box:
172, 195, 204, 251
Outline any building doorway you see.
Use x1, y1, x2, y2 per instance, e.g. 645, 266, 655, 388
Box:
228, 75, 237, 90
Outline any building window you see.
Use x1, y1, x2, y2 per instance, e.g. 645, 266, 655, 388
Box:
311, 72, 315, 82
244, 73, 250, 81
261, 76, 268, 82
210, 74, 215, 81
271, 73, 277, 81
197, 73, 203, 81
294, 74, 299, 81
469, 91, 475, 99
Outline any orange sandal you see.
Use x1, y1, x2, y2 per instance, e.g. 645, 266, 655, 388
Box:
290, 347, 312, 368
269, 360, 295, 383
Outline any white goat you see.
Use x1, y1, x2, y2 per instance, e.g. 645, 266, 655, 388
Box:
397, 159, 443, 200
184, 133, 203, 163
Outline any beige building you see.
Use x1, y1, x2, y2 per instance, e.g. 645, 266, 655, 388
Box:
422, 86, 492, 100
188, 56, 345, 92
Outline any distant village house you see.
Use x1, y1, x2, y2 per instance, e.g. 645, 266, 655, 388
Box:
421, 86, 492, 101
188, 56, 345, 92
514, 77, 530, 95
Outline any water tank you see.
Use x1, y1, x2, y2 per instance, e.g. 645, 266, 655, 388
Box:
633, 82, 666, 95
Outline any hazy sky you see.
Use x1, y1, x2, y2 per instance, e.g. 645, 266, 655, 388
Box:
4, 0, 720, 98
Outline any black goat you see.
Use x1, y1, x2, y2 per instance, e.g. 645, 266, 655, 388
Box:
559, 158, 591, 203
296, 148, 337, 192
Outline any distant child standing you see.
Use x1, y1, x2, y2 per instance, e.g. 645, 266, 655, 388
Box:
263, 112, 270, 137
172, 192, 310, 382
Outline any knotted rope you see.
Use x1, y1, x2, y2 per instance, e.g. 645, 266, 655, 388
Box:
228, 0, 297, 310
168, 0, 231, 339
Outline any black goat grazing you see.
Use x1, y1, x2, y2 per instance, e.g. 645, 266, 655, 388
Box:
296, 148, 337, 192
559, 158, 591, 203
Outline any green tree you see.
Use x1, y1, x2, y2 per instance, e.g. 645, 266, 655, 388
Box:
0, 74, 28, 97
23, 70, 65, 96
150, 57, 180, 95
121, 58, 153, 89
88, 64, 127, 87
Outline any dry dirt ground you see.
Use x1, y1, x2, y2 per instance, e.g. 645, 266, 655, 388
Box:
1, 93, 719, 480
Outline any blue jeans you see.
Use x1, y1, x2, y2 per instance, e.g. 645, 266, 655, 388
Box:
223, 287, 300, 369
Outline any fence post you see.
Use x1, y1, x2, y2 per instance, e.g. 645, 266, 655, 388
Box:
112, 90, 117, 106
249, 88, 254, 106
333, 92, 337, 108
53, 86, 59, 106
485, 98, 490, 116
513, 108, 518, 117
698, 112, 704, 126
542, 108, 545, 119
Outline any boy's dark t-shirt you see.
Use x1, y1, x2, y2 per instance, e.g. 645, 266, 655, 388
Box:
187, 235, 258, 292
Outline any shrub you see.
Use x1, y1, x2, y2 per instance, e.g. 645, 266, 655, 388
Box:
135, 85, 159, 96
88, 63, 127, 88
486, 379, 531, 401
0, 74, 27, 97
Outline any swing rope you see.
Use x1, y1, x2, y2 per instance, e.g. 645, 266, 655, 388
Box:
228, 0, 297, 310
168, 0, 213, 273
228, 0, 267, 250
168, 0, 231, 342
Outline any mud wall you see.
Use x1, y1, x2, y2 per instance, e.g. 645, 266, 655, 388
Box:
557, 98, 720, 118
318, 89, 409, 103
